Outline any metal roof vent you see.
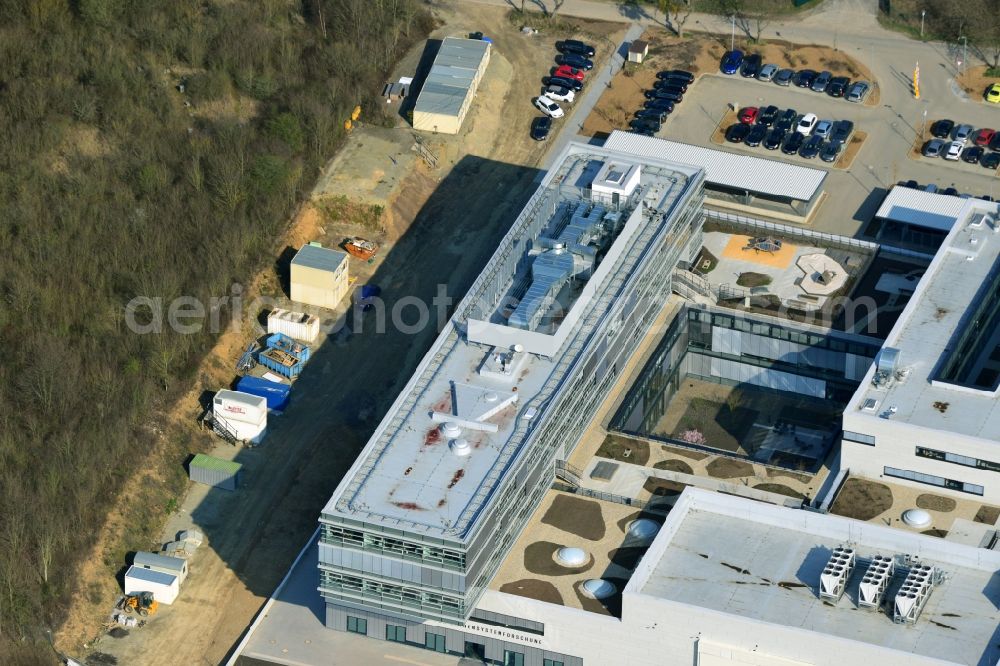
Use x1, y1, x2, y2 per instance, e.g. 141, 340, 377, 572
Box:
554, 547, 590, 568
581, 578, 617, 599
876, 347, 900, 374
893, 563, 936, 624
441, 422, 463, 439
627, 519, 660, 541
819, 546, 856, 602
484, 391, 499, 403
450, 438, 471, 456
858, 555, 894, 610
902, 508, 932, 528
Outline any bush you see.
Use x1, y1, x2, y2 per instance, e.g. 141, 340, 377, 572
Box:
185, 69, 231, 104
266, 111, 305, 152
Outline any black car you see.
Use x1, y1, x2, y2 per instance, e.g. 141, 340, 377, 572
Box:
827, 76, 849, 97
656, 84, 686, 99
930, 119, 955, 139
644, 99, 675, 113
558, 53, 593, 70
530, 116, 552, 141
740, 53, 763, 78
980, 194, 996, 201
648, 90, 682, 104
900, 179, 920, 189
799, 134, 823, 158
654, 78, 687, 93
631, 118, 661, 133
777, 108, 798, 126
793, 69, 817, 88
774, 118, 794, 134
988, 133, 1000, 151
756, 105, 780, 127
656, 69, 695, 83
725, 123, 751, 143
830, 119, 854, 143
544, 76, 583, 92
819, 140, 842, 163
781, 132, 805, 154
557, 40, 595, 57
942, 187, 960, 196
635, 108, 668, 122
963, 146, 985, 163
745, 124, 767, 147
982, 151, 1000, 169
764, 128, 785, 150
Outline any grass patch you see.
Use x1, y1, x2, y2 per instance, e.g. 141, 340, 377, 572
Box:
643, 477, 689, 497
541, 494, 606, 541
597, 434, 650, 465
653, 459, 694, 475
916, 493, 957, 512
693, 246, 719, 273
676, 397, 758, 453
974, 504, 1000, 525
319, 195, 385, 233
706, 458, 755, 478
830, 478, 893, 521
736, 272, 772, 288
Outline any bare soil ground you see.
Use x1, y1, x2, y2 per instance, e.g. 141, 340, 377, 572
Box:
830, 478, 893, 521
916, 493, 957, 512
596, 433, 651, 465
705, 458, 755, 479
541, 495, 607, 541
498, 578, 564, 605
582, 30, 875, 137
653, 459, 694, 474
57, 4, 625, 664
975, 504, 1000, 525
753, 483, 806, 499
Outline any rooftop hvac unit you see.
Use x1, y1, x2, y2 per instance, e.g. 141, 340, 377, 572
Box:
893, 563, 936, 624
819, 546, 856, 601
858, 555, 894, 610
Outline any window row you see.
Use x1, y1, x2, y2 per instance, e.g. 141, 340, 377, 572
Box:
884, 466, 984, 496
321, 525, 465, 570
843, 431, 876, 446
687, 309, 875, 355
321, 570, 464, 615
916, 446, 1000, 473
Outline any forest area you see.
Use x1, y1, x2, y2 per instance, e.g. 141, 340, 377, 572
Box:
0, 0, 431, 661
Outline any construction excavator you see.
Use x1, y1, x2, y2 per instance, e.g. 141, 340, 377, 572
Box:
118, 591, 158, 617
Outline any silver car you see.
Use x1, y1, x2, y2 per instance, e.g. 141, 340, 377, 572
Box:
846, 81, 870, 102
922, 138, 946, 157
757, 64, 778, 82
953, 124, 974, 144
814, 120, 833, 139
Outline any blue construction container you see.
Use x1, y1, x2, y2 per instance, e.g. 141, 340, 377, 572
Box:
236, 375, 291, 412
265, 333, 311, 362
258, 349, 305, 379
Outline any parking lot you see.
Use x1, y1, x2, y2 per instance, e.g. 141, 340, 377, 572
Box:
640, 73, 1000, 234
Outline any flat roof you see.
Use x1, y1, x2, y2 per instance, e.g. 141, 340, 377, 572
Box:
848, 199, 1000, 439
603, 130, 826, 202
875, 186, 968, 232
414, 37, 489, 119
124, 566, 177, 587
290, 244, 346, 273
629, 489, 1000, 665
321, 143, 703, 541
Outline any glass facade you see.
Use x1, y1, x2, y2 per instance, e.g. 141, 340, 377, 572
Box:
386, 624, 406, 642
425, 632, 446, 652
346, 616, 367, 634
884, 466, 984, 496
936, 259, 1000, 391
843, 431, 876, 446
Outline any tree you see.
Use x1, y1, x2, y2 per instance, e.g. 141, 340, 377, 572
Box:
659, 0, 693, 38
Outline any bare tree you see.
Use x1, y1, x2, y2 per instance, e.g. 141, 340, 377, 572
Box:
659, 0, 693, 37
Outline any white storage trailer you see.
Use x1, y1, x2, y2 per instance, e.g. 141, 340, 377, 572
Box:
133, 551, 188, 585
212, 390, 267, 443
123, 566, 179, 605
267, 308, 320, 342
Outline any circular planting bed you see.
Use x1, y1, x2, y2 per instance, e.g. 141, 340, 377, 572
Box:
916, 493, 957, 512
829, 478, 893, 521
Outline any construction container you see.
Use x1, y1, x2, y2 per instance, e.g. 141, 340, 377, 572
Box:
267, 308, 319, 343
236, 375, 291, 412
189, 453, 243, 491
290, 244, 349, 309
124, 566, 179, 605
265, 333, 311, 361
133, 551, 189, 585
213, 390, 267, 425
259, 348, 305, 379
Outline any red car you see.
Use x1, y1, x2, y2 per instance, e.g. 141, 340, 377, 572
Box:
739, 106, 759, 124
974, 128, 996, 146
554, 65, 585, 82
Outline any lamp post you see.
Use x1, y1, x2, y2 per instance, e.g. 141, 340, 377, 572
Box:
731, 14, 736, 52
920, 10, 925, 39
960, 35, 968, 74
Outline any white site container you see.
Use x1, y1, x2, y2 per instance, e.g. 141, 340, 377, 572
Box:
267, 308, 320, 343
123, 565, 179, 605
214, 390, 267, 425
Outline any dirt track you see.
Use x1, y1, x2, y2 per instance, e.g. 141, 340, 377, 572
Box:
59, 4, 625, 665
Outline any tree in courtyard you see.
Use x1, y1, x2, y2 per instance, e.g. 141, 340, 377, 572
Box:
659, 0, 693, 38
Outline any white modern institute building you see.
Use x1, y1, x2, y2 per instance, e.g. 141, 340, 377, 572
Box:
841, 198, 1000, 502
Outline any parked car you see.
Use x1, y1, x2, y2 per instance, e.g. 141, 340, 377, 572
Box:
963, 145, 984, 163
900, 180, 920, 189
646, 90, 683, 105
757, 64, 778, 82
656, 83, 686, 98
554, 65, 585, 82
534, 95, 563, 118
557, 40, 595, 57
657, 69, 694, 83
987, 83, 1000, 103
757, 105, 780, 126
774, 68, 794, 86
544, 76, 582, 92
827, 76, 849, 97
930, 119, 955, 139
953, 124, 974, 144
778, 108, 798, 126
846, 81, 870, 102
796, 113, 818, 135
545, 85, 574, 103
814, 119, 833, 139
739, 106, 759, 124
726, 123, 751, 143
830, 120, 854, 144
740, 53, 762, 78
631, 118, 661, 133
745, 124, 767, 147
974, 128, 996, 146
811, 71, 832, 93
775, 118, 794, 133
530, 116, 552, 141
793, 69, 817, 88
558, 53, 593, 70
721, 50, 744, 75
982, 152, 1000, 169
819, 140, 842, 163
942, 186, 960, 196
635, 108, 668, 122
924, 183, 939, 193
781, 131, 805, 154
799, 135, 823, 158
764, 128, 785, 150
944, 141, 963, 160
988, 133, 1000, 151
922, 139, 946, 157
654, 78, 687, 92
979, 194, 995, 201
644, 99, 675, 113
